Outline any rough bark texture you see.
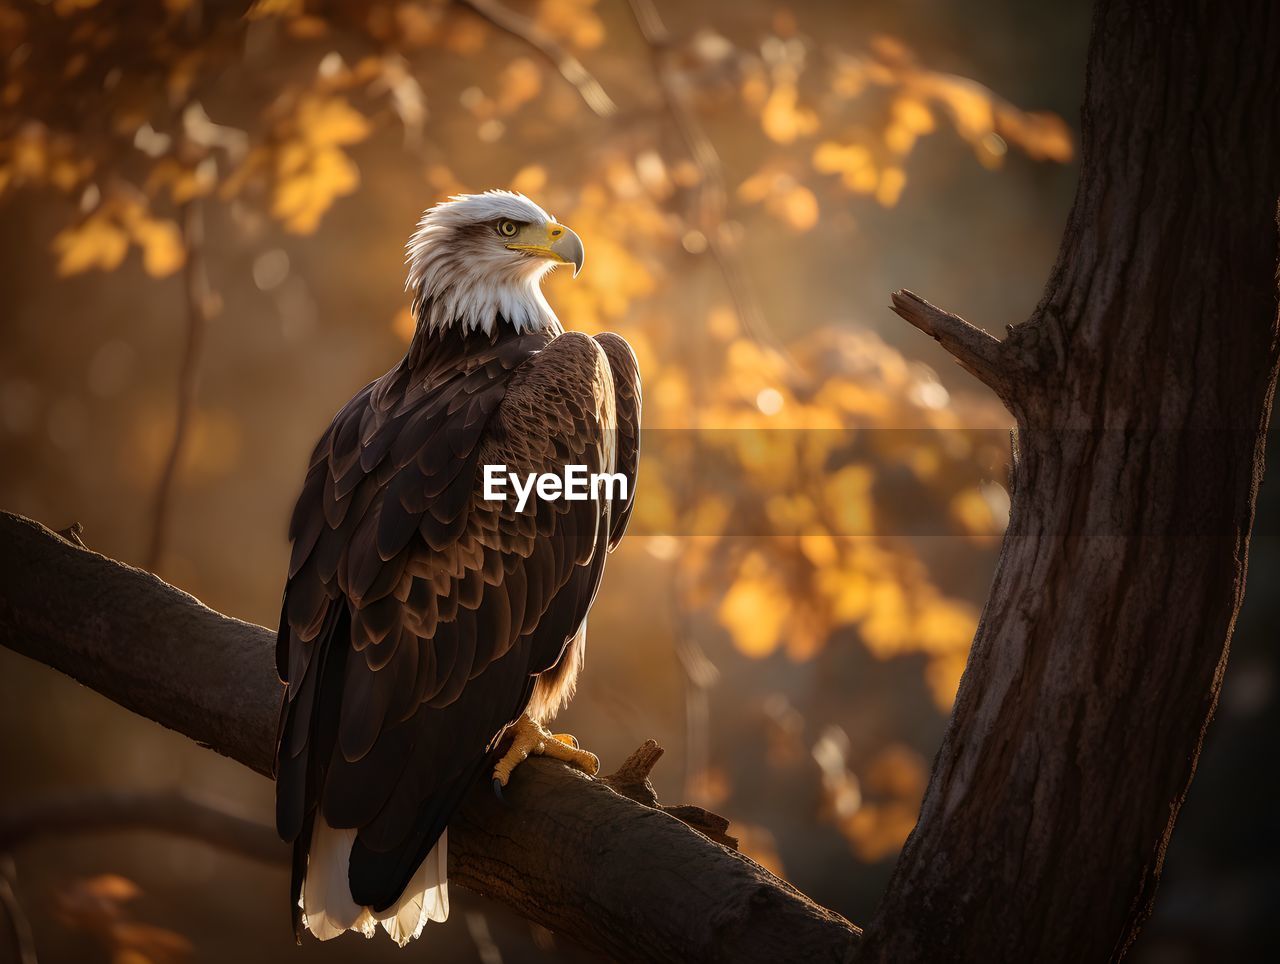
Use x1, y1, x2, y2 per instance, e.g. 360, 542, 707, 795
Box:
862, 1, 1280, 962
0, 512, 859, 964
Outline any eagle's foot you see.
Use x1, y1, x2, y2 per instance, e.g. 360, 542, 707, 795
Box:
492, 714, 599, 791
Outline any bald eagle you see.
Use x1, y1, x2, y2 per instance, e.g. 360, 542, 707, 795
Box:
274, 191, 642, 944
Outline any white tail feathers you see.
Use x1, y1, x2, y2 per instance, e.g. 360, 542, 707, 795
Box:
300, 822, 449, 946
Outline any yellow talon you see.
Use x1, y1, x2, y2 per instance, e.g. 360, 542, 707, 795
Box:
492, 714, 599, 789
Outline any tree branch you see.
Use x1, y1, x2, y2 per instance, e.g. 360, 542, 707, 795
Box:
0, 512, 859, 964
456, 0, 616, 118
600, 741, 737, 849
146, 200, 210, 573
0, 790, 285, 866
888, 289, 1011, 397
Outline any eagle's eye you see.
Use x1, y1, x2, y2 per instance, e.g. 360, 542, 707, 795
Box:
496, 219, 519, 238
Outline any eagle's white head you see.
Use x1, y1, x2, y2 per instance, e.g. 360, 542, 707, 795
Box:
406, 190, 584, 337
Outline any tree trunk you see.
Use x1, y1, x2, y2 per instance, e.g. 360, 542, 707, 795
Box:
862, 1, 1280, 961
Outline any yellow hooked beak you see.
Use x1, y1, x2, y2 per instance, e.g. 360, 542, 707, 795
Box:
506, 222, 585, 277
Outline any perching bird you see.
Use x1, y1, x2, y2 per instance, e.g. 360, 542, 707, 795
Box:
274, 191, 641, 944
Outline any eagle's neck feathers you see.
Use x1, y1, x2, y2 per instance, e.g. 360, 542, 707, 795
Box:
409, 264, 560, 337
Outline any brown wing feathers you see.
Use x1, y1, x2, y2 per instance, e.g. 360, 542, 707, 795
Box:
275, 325, 640, 917
594, 332, 642, 549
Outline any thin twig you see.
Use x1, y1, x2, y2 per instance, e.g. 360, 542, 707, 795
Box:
55, 522, 86, 549
625, 0, 793, 364
675, 614, 716, 805
146, 200, 210, 573
0, 790, 285, 866
0, 857, 38, 964
457, 0, 616, 117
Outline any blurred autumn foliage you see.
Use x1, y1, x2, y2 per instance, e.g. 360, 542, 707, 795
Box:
0, 0, 1076, 949
54, 875, 192, 964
